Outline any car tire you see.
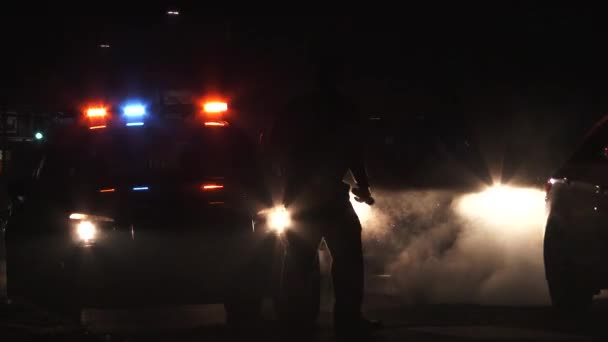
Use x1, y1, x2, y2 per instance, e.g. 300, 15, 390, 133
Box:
546, 274, 593, 312
544, 218, 593, 312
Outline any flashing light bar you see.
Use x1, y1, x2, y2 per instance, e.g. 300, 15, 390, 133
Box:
202, 184, 224, 191
204, 121, 229, 127
126, 122, 144, 127
203, 101, 228, 113
132, 186, 149, 191
86, 107, 107, 117
124, 105, 146, 116
89, 125, 107, 130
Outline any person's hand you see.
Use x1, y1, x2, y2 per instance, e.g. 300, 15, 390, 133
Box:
352, 187, 375, 205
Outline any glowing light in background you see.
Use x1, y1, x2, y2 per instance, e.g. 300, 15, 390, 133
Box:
76, 221, 97, 243
350, 192, 373, 224
86, 107, 107, 117
267, 206, 291, 234
456, 184, 547, 230
203, 101, 228, 113
123, 104, 146, 116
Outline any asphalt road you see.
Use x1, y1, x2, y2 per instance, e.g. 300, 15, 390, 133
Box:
3, 295, 608, 341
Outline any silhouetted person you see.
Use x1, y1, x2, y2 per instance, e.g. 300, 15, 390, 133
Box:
268, 48, 381, 338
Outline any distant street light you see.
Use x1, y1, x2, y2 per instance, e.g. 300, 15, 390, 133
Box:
34, 132, 43, 140
99, 44, 110, 48
167, 10, 179, 15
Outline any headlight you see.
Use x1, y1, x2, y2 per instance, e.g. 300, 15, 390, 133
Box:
266, 206, 291, 234
69, 212, 113, 245
456, 185, 546, 228
76, 221, 97, 243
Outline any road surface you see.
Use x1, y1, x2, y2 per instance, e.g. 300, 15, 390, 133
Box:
2, 295, 608, 341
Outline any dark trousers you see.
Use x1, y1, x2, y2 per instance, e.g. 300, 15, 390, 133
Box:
280, 201, 364, 325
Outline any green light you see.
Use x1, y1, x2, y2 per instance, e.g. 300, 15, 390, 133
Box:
34, 132, 43, 140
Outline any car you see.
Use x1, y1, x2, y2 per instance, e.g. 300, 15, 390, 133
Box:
4, 100, 279, 324
544, 116, 608, 310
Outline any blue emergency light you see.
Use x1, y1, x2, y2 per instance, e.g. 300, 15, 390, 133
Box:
124, 104, 146, 116
132, 186, 149, 191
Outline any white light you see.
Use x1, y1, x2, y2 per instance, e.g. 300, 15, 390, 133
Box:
69, 213, 87, 220
126, 122, 144, 126
456, 185, 546, 230
99, 44, 110, 48
267, 207, 291, 234
350, 192, 372, 223
124, 104, 146, 116
167, 10, 179, 15
76, 221, 97, 242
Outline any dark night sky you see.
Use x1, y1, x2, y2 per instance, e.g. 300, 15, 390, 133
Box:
2, 6, 608, 180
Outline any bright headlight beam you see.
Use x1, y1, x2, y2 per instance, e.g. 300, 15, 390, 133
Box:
76, 221, 97, 242
456, 184, 546, 230
267, 207, 291, 234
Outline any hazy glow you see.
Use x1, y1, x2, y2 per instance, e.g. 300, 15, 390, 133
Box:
69, 213, 86, 220
76, 221, 97, 242
456, 185, 546, 230
350, 192, 373, 224
268, 206, 291, 234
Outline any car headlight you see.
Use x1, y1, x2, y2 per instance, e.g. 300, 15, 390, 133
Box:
265, 206, 291, 234
456, 184, 546, 228
76, 221, 97, 243
69, 212, 114, 245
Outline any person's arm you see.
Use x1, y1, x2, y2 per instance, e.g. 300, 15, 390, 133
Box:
348, 114, 374, 204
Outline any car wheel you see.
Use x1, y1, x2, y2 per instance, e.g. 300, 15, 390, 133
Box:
544, 219, 593, 312
546, 274, 593, 312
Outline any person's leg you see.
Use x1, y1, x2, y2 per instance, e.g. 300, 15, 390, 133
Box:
279, 222, 322, 326
322, 203, 364, 327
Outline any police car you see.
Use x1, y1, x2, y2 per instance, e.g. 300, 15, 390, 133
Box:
544, 116, 608, 310
4, 99, 279, 323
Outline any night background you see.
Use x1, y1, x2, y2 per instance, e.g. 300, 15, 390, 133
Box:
4, 5, 608, 341
2, 5, 607, 185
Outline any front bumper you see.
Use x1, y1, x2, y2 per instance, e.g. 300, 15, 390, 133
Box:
7, 216, 278, 308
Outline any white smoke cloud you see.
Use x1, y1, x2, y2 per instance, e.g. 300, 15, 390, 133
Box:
353, 188, 550, 306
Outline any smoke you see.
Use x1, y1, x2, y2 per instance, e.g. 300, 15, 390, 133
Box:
353, 188, 550, 306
